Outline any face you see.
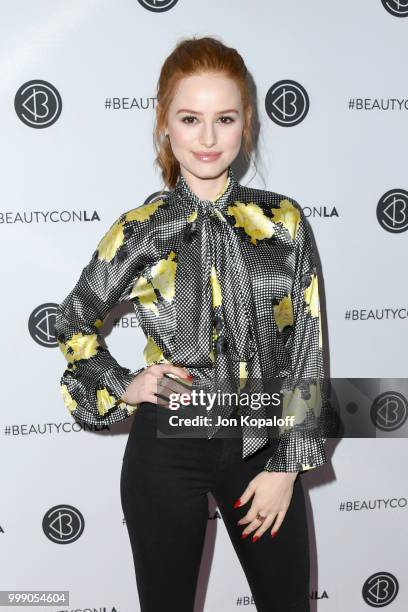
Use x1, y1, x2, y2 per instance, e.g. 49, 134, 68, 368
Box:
163, 72, 245, 181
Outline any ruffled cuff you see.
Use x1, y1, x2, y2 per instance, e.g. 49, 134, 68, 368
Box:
263, 430, 327, 473
60, 364, 146, 426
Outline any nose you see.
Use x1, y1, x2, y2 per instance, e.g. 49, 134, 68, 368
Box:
199, 122, 217, 148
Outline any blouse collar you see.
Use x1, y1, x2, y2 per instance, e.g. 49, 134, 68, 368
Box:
173, 165, 239, 215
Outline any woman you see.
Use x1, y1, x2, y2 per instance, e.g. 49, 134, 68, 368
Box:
55, 36, 331, 612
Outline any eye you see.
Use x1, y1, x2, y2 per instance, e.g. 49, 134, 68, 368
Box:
181, 115, 197, 124
218, 115, 235, 124
180, 115, 236, 125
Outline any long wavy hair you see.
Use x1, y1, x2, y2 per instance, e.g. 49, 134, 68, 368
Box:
153, 36, 254, 190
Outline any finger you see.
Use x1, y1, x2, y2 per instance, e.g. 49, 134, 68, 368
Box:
236, 515, 252, 526
163, 378, 193, 405
152, 384, 191, 410
240, 515, 270, 539
142, 391, 173, 409
161, 373, 193, 394
237, 499, 264, 525
270, 510, 286, 537
143, 392, 164, 405
163, 373, 193, 393
232, 480, 256, 510
159, 377, 193, 407
237, 502, 264, 529
250, 513, 278, 541
151, 367, 194, 407
152, 392, 169, 407
156, 364, 192, 381
156, 377, 188, 399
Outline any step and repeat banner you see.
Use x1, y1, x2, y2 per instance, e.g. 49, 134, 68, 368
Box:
1, 1, 407, 610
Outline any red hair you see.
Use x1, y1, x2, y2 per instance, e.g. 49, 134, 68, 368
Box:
153, 36, 254, 189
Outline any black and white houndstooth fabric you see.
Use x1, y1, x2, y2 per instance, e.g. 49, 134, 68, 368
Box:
171, 169, 268, 457
54, 165, 332, 473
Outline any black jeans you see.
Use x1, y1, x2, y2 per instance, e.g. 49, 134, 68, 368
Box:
120, 401, 310, 612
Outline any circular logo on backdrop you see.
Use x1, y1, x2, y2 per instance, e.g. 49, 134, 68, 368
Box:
14, 80, 62, 128
265, 80, 309, 127
376, 189, 408, 233
29, 303, 59, 347
137, 0, 179, 12
381, 0, 408, 17
370, 391, 408, 432
362, 571, 399, 607
43, 505, 85, 544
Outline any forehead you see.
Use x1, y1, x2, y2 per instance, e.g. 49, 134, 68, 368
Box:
170, 73, 242, 109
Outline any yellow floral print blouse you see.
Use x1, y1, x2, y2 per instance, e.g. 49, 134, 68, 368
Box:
54, 165, 333, 473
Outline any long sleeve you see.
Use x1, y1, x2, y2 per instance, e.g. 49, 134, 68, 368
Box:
54, 210, 151, 426
263, 201, 332, 473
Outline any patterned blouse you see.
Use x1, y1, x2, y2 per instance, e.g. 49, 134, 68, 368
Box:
54, 165, 332, 473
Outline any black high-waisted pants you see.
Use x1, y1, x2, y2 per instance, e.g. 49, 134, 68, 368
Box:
120, 401, 310, 612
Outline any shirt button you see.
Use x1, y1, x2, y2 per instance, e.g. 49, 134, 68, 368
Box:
215, 337, 228, 355
213, 314, 223, 331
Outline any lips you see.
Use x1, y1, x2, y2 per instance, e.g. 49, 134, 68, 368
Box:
193, 151, 221, 162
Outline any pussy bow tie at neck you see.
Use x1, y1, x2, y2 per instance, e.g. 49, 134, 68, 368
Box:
169, 165, 257, 370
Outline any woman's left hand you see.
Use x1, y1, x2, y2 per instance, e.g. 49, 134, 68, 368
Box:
234, 471, 299, 541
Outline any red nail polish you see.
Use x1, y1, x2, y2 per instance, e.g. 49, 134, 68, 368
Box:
241, 532, 249, 539
233, 498, 242, 508
252, 535, 259, 542
271, 531, 277, 538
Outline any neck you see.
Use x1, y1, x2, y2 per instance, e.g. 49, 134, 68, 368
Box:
179, 167, 230, 202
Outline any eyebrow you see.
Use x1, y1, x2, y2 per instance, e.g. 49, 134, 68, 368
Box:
176, 108, 239, 115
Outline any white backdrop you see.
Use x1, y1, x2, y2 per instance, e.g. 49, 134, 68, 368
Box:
1, 1, 407, 611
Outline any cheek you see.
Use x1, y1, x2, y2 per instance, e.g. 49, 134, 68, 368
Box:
222, 124, 244, 149
171, 124, 195, 148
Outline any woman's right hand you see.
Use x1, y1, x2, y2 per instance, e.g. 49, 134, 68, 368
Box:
120, 363, 193, 408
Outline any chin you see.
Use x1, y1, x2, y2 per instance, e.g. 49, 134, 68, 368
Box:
191, 159, 228, 176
